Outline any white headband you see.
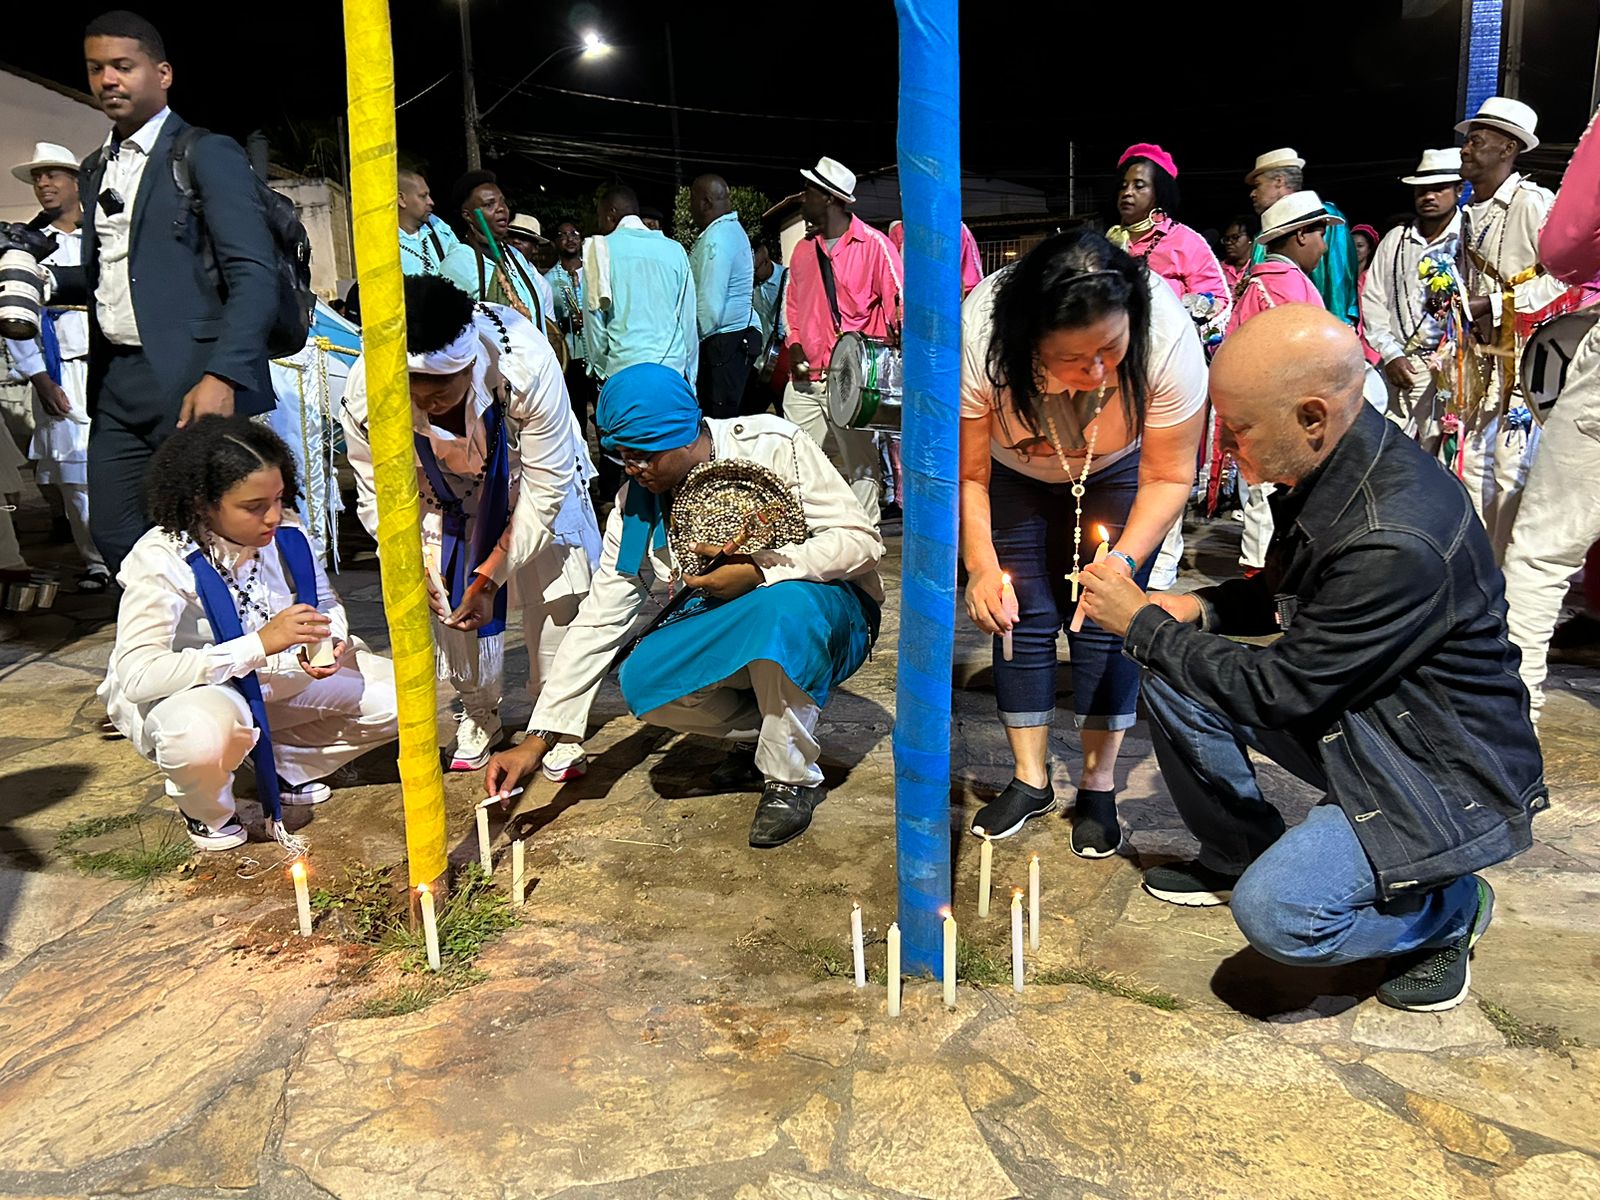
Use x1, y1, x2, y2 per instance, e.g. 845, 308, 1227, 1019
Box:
406, 323, 479, 375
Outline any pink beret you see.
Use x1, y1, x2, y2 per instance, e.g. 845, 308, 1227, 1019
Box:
1118, 142, 1179, 179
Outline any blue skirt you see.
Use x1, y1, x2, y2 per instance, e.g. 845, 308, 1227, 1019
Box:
619, 580, 879, 716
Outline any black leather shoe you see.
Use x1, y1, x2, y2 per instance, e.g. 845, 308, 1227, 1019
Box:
749, 781, 826, 848
709, 746, 765, 792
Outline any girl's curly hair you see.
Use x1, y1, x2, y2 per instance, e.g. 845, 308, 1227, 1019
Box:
145, 415, 300, 546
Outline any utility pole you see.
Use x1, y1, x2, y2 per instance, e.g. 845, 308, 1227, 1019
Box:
460, 0, 482, 169
664, 22, 683, 195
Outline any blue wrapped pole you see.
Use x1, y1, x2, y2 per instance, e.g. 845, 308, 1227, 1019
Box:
892, 0, 959, 975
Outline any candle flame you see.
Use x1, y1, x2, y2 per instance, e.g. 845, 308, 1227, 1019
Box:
1030, 853, 1040, 864
939, 906, 953, 920
1000, 572, 1011, 585
1095, 524, 1109, 543
852, 900, 861, 912
973, 824, 986, 837
1013, 888, 1024, 899
291, 860, 306, 880
417, 883, 430, 896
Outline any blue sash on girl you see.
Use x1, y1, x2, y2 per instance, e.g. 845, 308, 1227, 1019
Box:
185, 526, 317, 825
414, 401, 511, 636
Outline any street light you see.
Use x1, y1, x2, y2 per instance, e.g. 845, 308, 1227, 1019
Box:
479, 32, 610, 123
459, 19, 610, 169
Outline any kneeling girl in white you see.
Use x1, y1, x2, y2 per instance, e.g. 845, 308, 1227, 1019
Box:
100, 417, 400, 851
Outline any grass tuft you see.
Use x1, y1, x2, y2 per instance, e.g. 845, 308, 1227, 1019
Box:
377, 864, 517, 975
1477, 997, 1580, 1052
1032, 964, 1186, 1011
793, 937, 853, 981
310, 864, 401, 943
954, 936, 1008, 987
56, 812, 193, 881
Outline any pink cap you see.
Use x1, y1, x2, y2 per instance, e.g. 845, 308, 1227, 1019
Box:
1118, 142, 1179, 179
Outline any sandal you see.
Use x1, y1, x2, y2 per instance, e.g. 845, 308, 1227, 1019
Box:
78, 568, 111, 593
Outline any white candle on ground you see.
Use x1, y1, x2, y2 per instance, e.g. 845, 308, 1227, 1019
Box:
419, 884, 442, 971
487, 786, 525, 804
291, 860, 312, 937
1000, 573, 1018, 661
1011, 889, 1025, 993
977, 829, 994, 918
476, 805, 493, 872
850, 902, 866, 988
1069, 527, 1112, 634
1028, 854, 1042, 952
886, 922, 902, 1016
942, 908, 958, 1009
511, 839, 526, 906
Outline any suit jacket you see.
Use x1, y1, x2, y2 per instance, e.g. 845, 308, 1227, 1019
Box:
51, 111, 277, 421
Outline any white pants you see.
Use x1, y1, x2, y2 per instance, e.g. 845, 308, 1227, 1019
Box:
143, 650, 399, 829
1503, 327, 1600, 723
1240, 483, 1276, 569
1383, 355, 1445, 454
784, 376, 881, 525
41, 481, 104, 570
1460, 406, 1541, 564
450, 594, 582, 724
641, 660, 823, 787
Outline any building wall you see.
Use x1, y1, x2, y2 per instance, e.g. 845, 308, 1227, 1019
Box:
0, 68, 108, 224
271, 178, 354, 300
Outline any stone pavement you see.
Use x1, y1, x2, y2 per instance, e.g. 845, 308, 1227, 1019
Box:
1, 504, 1598, 1200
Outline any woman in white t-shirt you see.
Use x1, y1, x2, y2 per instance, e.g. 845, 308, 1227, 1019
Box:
960, 228, 1207, 856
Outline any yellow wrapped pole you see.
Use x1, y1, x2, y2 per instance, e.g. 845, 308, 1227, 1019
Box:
343, 0, 448, 887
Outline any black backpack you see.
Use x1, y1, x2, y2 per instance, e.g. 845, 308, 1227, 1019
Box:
170, 127, 314, 358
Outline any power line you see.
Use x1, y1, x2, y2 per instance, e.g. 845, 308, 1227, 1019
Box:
492, 81, 892, 124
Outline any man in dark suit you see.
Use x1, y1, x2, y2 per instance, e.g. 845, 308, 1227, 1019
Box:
49, 11, 278, 574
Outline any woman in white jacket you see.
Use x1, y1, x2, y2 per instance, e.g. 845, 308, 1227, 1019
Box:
340, 276, 601, 776
101, 417, 399, 852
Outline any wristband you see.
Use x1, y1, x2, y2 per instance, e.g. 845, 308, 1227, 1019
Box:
1108, 550, 1138, 574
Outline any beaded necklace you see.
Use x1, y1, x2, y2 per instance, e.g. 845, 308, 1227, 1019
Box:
1040, 383, 1107, 599
215, 545, 271, 627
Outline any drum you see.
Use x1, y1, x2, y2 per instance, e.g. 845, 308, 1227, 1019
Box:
1521, 307, 1600, 424
826, 332, 903, 431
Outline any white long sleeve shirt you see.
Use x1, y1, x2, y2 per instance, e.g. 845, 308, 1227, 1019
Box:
527, 414, 885, 738
100, 519, 348, 754
94, 106, 172, 346
1360, 213, 1462, 364
341, 304, 598, 606
1462, 173, 1569, 325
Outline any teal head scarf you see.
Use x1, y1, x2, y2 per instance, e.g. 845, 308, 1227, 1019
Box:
597, 364, 703, 575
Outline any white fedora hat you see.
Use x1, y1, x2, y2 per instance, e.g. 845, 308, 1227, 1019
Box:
1400, 147, 1463, 186
1245, 147, 1306, 184
800, 156, 857, 205
507, 213, 548, 242
1255, 191, 1344, 245
1455, 96, 1540, 151
11, 142, 80, 185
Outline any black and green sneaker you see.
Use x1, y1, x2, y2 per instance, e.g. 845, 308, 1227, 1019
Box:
1376, 876, 1495, 1013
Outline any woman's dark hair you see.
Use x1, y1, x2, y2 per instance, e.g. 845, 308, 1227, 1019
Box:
986, 227, 1153, 436
405, 274, 476, 354
1121, 156, 1182, 221
1224, 213, 1257, 237
146, 415, 301, 545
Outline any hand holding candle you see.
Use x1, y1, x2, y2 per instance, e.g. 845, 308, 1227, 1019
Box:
999, 573, 1019, 661
1069, 525, 1112, 634
291, 860, 312, 937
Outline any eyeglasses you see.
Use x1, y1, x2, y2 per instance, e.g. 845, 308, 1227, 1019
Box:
606, 446, 660, 468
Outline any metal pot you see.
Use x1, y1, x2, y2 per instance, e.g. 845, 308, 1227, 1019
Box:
3, 581, 38, 612
30, 574, 59, 609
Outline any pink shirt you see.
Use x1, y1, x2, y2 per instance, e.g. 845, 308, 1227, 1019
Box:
1541, 106, 1600, 286
1227, 257, 1323, 335
787, 215, 904, 369
889, 221, 985, 294
1221, 260, 1249, 294
1127, 217, 1229, 313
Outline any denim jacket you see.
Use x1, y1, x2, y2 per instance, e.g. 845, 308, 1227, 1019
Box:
1124, 404, 1546, 898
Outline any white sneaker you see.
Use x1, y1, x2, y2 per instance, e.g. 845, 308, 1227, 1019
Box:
279, 778, 332, 806
450, 711, 502, 772
542, 741, 589, 782
184, 814, 249, 851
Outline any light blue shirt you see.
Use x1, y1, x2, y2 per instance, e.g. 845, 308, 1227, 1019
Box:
752, 263, 787, 344
439, 240, 554, 323
545, 262, 586, 362
688, 210, 757, 340
587, 217, 699, 385
398, 214, 458, 278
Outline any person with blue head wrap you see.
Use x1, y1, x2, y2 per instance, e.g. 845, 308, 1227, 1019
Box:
486, 362, 888, 849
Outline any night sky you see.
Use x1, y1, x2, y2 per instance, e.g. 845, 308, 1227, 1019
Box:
11, 1, 1600, 236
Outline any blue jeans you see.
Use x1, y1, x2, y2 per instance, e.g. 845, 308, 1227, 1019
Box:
989, 453, 1153, 731
1142, 672, 1482, 965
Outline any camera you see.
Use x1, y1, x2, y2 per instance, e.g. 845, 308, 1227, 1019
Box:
0, 222, 59, 341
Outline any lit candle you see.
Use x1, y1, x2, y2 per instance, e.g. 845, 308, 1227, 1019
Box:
886, 921, 902, 1016
487, 786, 526, 805
1028, 854, 1041, 952
942, 907, 958, 1009
476, 799, 493, 873
419, 883, 442, 971
850, 902, 866, 988
511, 838, 526, 906
1000, 573, 1018, 661
1011, 889, 1025, 993
291, 860, 312, 937
1069, 524, 1112, 634
977, 828, 994, 918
